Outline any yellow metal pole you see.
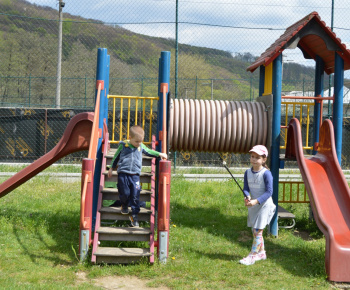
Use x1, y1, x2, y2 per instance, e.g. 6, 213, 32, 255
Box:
120, 98, 123, 141
306, 105, 310, 148
135, 99, 138, 125
149, 99, 153, 143
293, 103, 296, 118
142, 99, 146, 130
112, 98, 116, 142
285, 103, 289, 148
127, 98, 131, 139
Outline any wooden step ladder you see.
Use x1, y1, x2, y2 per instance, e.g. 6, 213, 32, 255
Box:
91, 147, 156, 264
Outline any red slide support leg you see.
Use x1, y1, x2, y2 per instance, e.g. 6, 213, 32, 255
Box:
157, 160, 171, 263
79, 158, 94, 261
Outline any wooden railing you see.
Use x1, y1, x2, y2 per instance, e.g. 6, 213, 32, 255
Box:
279, 181, 309, 203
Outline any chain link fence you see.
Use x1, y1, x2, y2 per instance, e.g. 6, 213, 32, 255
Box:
1, 0, 350, 167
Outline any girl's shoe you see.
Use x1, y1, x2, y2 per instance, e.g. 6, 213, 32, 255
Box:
239, 254, 257, 265
255, 251, 267, 261
239, 251, 266, 265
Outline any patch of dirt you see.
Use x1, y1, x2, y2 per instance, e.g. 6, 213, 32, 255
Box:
331, 282, 350, 289
237, 231, 251, 242
76, 271, 170, 289
293, 230, 314, 241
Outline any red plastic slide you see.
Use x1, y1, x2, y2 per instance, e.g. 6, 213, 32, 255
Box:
285, 118, 350, 282
0, 112, 94, 199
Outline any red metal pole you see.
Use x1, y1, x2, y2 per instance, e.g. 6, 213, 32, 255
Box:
79, 158, 94, 260
157, 159, 171, 261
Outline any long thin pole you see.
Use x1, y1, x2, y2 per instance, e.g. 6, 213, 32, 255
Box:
174, 0, 179, 171
175, 0, 178, 99
270, 54, 283, 237
55, 0, 64, 108
219, 156, 245, 196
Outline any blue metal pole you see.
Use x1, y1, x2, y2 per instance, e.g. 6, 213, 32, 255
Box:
313, 55, 324, 155
92, 48, 108, 230
156, 51, 171, 153
269, 54, 282, 237
105, 54, 110, 127
333, 53, 344, 165
259, 65, 265, 97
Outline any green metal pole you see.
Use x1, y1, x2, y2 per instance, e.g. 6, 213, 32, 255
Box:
174, 0, 179, 171
28, 74, 31, 107
195, 75, 197, 99
141, 75, 144, 96
85, 74, 87, 108
250, 75, 252, 101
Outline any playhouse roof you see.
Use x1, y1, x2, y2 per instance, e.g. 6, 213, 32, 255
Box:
247, 12, 350, 74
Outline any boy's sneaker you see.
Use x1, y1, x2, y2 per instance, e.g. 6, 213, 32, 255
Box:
129, 215, 139, 227
239, 251, 266, 265
121, 205, 129, 215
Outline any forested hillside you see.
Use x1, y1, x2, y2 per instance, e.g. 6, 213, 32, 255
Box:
0, 0, 319, 107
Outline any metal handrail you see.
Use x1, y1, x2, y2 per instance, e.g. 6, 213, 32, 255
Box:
80, 173, 89, 229
162, 176, 167, 226
80, 83, 101, 238
88, 83, 102, 162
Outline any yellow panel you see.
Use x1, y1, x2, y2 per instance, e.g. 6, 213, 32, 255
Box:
263, 63, 273, 96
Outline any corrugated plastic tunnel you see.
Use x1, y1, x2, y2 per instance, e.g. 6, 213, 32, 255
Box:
169, 99, 268, 153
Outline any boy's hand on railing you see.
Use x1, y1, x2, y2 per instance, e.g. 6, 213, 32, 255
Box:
107, 167, 113, 178
159, 153, 167, 160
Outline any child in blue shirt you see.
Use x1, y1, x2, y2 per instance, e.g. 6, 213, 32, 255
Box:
239, 145, 276, 265
108, 125, 167, 227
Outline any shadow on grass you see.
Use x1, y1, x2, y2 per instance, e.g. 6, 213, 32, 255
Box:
170, 202, 326, 278
0, 208, 80, 266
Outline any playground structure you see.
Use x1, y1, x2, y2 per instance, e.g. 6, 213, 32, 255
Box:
0, 11, 350, 282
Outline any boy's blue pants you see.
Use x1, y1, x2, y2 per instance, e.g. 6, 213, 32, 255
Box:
117, 173, 141, 215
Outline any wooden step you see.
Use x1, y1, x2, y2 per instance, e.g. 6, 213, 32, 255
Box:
103, 171, 153, 183
97, 226, 151, 242
94, 247, 152, 264
99, 206, 152, 221
101, 188, 151, 202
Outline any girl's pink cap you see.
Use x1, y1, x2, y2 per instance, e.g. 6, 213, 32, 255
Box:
249, 145, 268, 157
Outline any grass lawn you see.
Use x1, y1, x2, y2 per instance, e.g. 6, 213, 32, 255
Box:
0, 170, 341, 289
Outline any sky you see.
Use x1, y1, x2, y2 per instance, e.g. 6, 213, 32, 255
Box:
26, 0, 350, 72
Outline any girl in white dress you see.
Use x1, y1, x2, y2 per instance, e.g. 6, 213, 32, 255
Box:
239, 145, 276, 266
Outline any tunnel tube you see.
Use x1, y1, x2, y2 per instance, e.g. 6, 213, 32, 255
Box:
169, 99, 268, 153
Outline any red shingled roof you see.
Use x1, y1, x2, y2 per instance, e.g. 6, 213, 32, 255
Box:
247, 11, 350, 74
